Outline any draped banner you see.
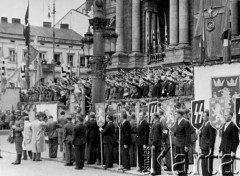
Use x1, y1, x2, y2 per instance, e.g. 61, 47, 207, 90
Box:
95, 103, 105, 127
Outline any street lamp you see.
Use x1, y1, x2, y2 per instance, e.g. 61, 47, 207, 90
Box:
82, 27, 93, 67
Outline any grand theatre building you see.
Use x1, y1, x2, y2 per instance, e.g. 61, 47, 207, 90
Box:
85, 0, 240, 70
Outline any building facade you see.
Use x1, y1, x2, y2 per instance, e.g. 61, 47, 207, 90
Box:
0, 17, 90, 89
85, 0, 240, 70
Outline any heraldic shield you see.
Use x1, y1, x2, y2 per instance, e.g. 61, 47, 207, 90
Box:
191, 100, 204, 130
209, 97, 225, 130
148, 101, 158, 123
116, 103, 122, 127
95, 103, 105, 127
235, 98, 240, 130
161, 99, 176, 129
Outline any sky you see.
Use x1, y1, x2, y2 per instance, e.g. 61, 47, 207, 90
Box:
0, 0, 85, 26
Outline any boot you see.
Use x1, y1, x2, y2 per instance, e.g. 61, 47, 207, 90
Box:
32, 153, 36, 161
22, 150, 27, 160
12, 154, 21, 165
28, 151, 32, 160
36, 153, 42, 161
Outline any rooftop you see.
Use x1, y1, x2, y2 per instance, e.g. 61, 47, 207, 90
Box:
0, 22, 83, 41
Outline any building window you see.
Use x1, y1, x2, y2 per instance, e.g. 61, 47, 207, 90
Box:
80, 55, 85, 67
9, 49, 16, 62
39, 52, 47, 64
67, 54, 74, 67
54, 53, 61, 65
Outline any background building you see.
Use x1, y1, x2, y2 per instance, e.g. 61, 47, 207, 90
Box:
0, 17, 90, 89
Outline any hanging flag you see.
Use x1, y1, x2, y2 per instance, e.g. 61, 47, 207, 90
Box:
20, 63, 26, 80
164, 13, 168, 47
66, 64, 72, 79
156, 15, 161, 53
221, 0, 231, 62
61, 64, 67, 79
23, 2, 30, 46
36, 57, 43, 85
194, 0, 207, 64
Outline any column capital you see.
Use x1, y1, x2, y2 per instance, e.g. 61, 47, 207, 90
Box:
89, 18, 110, 31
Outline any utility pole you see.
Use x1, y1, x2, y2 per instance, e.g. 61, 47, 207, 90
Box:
52, 0, 56, 81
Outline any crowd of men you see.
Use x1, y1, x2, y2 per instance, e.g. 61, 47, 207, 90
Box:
6, 104, 240, 176
19, 66, 193, 105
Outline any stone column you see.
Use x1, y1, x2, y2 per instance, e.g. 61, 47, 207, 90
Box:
132, 0, 141, 52
169, 0, 179, 46
151, 12, 157, 53
116, 0, 124, 52
230, 0, 239, 36
145, 11, 151, 53
179, 0, 189, 44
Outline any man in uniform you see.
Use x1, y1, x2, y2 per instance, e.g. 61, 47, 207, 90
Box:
11, 110, 24, 165
85, 112, 99, 164
63, 116, 75, 166
58, 111, 67, 159
149, 113, 163, 175
219, 110, 239, 176
199, 109, 216, 176
136, 112, 149, 172
120, 113, 131, 171
174, 109, 191, 176
46, 115, 61, 158
72, 115, 87, 169
99, 115, 115, 169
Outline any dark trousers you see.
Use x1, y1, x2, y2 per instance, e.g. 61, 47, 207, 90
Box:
175, 146, 188, 176
201, 149, 213, 176
14, 136, 23, 154
151, 146, 161, 175
65, 141, 73, 164
121, 145, 130, 169
87, 142, 97, 164
130, 142, 137, 166
75, 144, 85, 168
138, 145, 144, 171
49, 137, 58, 158
222, 151, 234, 176
104, 143, 113, 168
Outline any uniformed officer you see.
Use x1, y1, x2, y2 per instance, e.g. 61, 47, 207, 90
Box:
63, 116, 75, 166
11, 110, 24, 165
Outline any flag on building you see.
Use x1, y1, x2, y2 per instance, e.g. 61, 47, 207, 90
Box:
20, 63, 26, 80
221, 0, 231, 62
61, 64, 67, 79
36, 57, 43, 85
23, 2, 30, 46
194, 0, 206, 64
66, 64, 72, 79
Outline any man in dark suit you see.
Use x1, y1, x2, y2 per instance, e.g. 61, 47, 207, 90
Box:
136, 112, 149, 172
46, 115, 61, 158
219, 110, 239, 176
174, 109, 191, 176
72, 116, 87, 169
120, 113, 131, 171
58, 111, 67, 159
199, 110, 216, 176
85, 112, 99, 164
99, 115, 115, 169
63, 116, 75, 166
149, 113, 163, 175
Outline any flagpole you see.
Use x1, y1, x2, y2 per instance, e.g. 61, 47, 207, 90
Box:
52, 0, 56, 81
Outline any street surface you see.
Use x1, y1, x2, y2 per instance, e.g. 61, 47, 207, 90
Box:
0, 152, 128, 176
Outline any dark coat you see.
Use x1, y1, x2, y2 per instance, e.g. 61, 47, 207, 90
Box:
174, 118, 191, 147
136, 119, 149, 146
100, 121, 115, 144
120, 120, 131, 146
46, 121, 60, 138
63, 122, 74, 142
72, 123, 87, 146
142, 85, 149, 98
199, 121, 216, 150
85, 119, 99, 144
219, 121, 239, 153
149, 120, 163, 146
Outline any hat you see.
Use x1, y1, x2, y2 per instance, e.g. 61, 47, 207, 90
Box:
89, 112, 95, 118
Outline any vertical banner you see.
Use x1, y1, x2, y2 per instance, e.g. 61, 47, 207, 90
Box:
161, 99, 176, 129
95, 103, 105, 127
235, 98, 240, 130
191, 100, 205, 130
135, 102, 140, 124
147, 101, 158, 123
209, 97, 225, 130
116, 103, 122, 126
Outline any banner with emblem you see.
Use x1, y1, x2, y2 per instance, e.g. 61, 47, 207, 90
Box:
235, 98, 240, 130
191, 100, 204, 130
147, 101, 158, 123
116, 103, 122, 126
161, 99, 176, 129
209, 97, 225, 130
212, 75, 240, 112
95, 103, 105, 127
